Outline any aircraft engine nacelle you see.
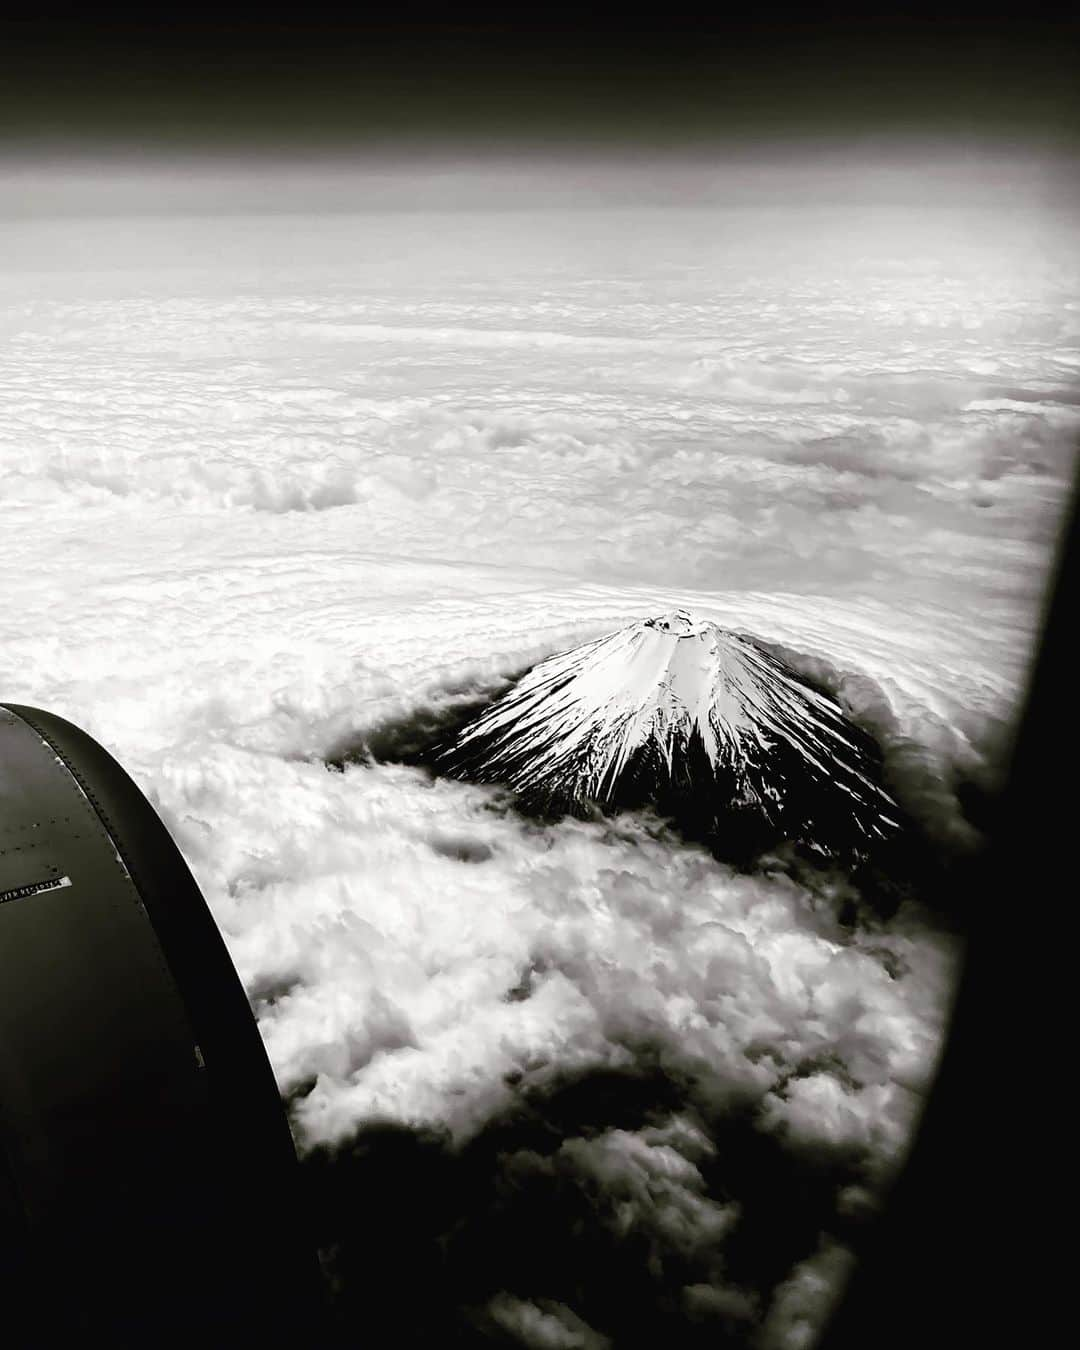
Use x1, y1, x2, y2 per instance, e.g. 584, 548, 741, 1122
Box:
0, 704, 322, 1344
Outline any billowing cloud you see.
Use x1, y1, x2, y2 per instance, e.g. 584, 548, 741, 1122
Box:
759, 1241, 857, 1350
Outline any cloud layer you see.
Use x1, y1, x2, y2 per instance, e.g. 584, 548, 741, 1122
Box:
2, 204, 1076, 604
1, 192, 1075, 1346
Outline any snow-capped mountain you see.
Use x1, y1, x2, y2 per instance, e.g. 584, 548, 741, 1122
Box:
439, 610, 903, 860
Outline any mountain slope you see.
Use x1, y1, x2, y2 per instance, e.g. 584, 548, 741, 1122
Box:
439, 610, 903, 859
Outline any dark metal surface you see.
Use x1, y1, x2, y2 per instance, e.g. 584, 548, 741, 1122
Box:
0, 704, 324, 1343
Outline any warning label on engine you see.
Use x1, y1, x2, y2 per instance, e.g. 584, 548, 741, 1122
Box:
0, 874, 72, 906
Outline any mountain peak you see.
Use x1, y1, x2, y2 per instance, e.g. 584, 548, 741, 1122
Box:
644, 609, 713, 637
440, 612, 902, 860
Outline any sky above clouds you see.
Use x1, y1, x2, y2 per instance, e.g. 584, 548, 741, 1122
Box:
1, 21, 1078, 1334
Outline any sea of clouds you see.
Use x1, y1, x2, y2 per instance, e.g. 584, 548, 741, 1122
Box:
1, 190, 1076, 1346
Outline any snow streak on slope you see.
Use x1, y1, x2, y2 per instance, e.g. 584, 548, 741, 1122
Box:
441, 610, 902, 857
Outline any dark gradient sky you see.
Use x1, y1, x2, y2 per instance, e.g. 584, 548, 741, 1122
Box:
2, 9, 1078, 154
